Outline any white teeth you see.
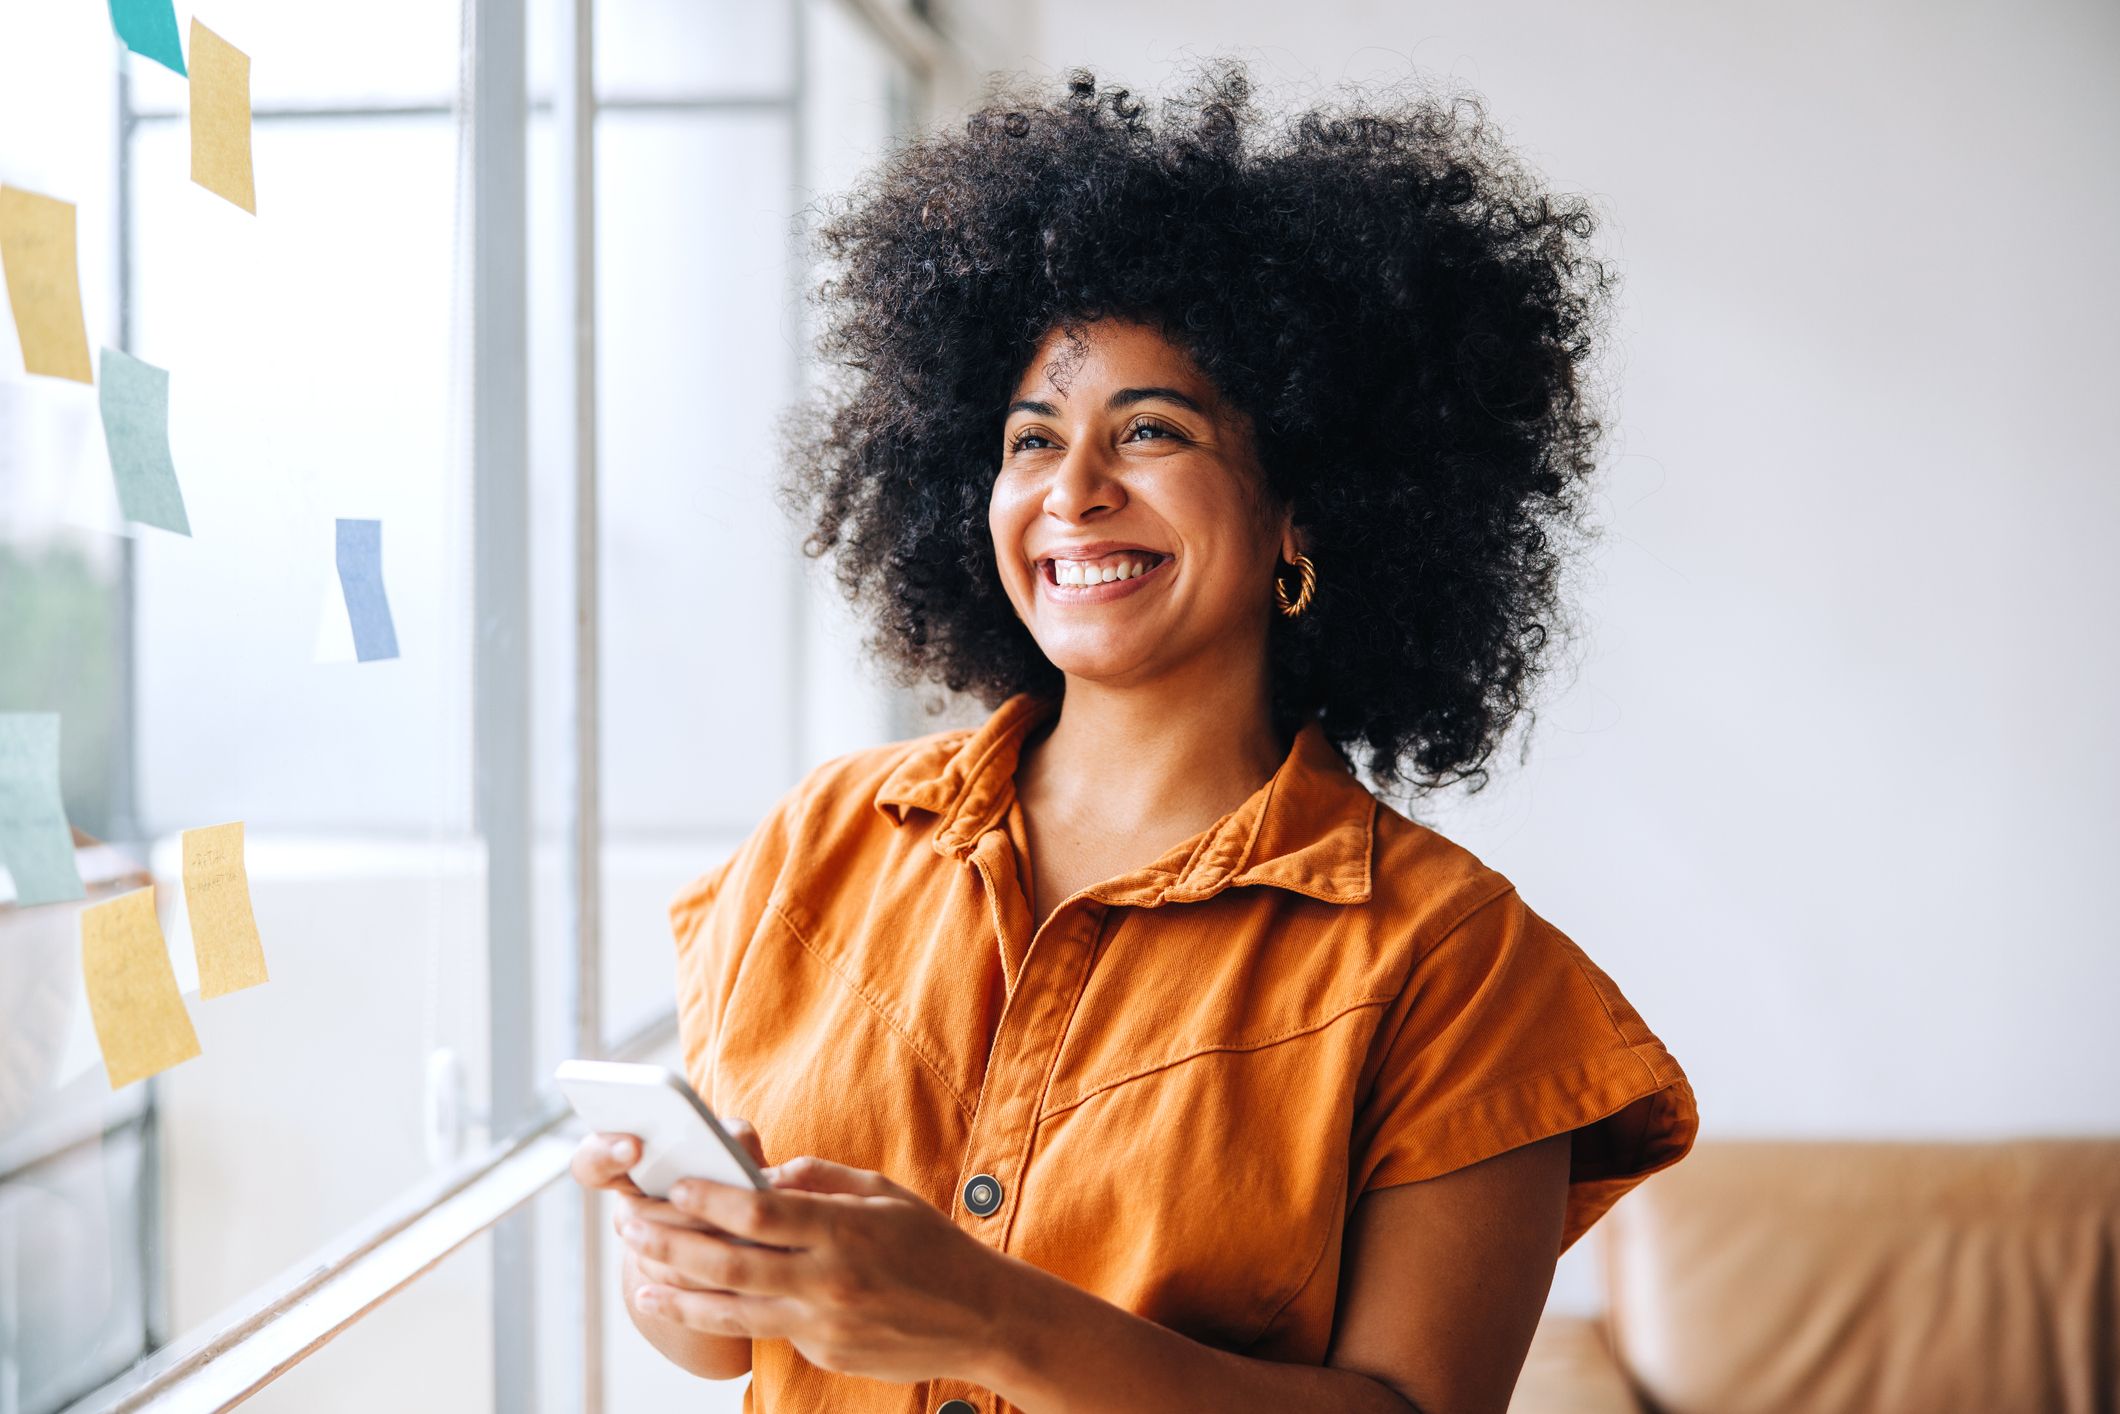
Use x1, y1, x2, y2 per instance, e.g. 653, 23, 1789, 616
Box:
1049, 554, 1159, 587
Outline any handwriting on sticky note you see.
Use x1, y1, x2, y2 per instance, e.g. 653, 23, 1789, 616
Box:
100, 348, 192, 536
0, 186, 94, 384
108, 0, 188, 76
189, 21, 255, 214
0, 713, 85, 906
82, 886, 202, 1089
182, 822, 268, 998
335, 519, 401, 662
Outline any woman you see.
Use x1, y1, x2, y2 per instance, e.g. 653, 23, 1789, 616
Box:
572, 60, 1697, 1414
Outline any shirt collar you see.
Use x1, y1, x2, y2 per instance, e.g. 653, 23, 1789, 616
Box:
874, 692, 1376, 908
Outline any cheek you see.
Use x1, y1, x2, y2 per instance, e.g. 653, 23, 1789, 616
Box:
989, 468, 1039, 527
1189, 530, 1283, 626
988, 480, 1035, 596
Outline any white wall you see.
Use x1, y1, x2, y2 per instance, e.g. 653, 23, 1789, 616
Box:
997, 0, 2120, 1313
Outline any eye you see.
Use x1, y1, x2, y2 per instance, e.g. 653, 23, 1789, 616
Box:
1127, 418, 1184, 443
1007, 429, 1053, 454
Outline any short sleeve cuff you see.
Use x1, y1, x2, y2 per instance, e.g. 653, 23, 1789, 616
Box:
1360, 1042, 1699, 1253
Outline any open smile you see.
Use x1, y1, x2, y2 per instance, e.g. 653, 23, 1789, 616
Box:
1035, 548, 1173, 604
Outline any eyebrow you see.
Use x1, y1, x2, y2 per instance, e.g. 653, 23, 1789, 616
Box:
1004, 386, 1209, 419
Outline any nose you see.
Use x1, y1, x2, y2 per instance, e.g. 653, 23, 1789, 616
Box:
1042, 442, 1125, 523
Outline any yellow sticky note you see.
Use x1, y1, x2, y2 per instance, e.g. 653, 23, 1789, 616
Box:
0, 186, 94, 384
182, 821, 268, 997
189, 21, 256, 214
82, 885, 203, 1089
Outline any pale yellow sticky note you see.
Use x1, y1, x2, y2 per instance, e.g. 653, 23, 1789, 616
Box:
82, 885, 203, 1089
182, 821, 269, 997
0, 186, 94, 383
189, 21, 256, 214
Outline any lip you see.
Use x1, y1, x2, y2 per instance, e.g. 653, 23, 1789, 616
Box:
1033, 539, 1165, 564
1033, 546, 1173, 605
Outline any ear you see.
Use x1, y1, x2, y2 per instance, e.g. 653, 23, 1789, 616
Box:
1279, 517, 1307, 563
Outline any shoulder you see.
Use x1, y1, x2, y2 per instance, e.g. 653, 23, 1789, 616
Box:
1360, 800, 1691, 1127
775, 723, 978, 838
1362, 797, 1523, 956
1356, 800, 1646, 1048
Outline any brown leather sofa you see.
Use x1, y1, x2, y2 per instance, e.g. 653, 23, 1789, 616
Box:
1510, 1139, 2120, 1414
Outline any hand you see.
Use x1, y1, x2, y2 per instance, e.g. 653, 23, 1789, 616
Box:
615, 1154, 1010, 1385
572, 1119, 772, 1297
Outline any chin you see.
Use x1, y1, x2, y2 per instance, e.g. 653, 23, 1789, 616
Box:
1031, 637, 1162, 686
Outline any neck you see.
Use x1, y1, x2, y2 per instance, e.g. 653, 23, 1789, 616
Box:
1018, 654, 1289, 840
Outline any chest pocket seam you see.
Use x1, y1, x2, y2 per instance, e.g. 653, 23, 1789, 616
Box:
1038, 994, 1397, 1121
765, 896, 978, 1122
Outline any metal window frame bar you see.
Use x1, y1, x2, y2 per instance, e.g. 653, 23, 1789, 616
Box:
110, 55, 170, 1365
552, 0, 605, 1408
466, 0, 540, 1410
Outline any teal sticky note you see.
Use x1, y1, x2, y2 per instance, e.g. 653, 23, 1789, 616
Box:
0, 713, 85, 907
107, 0, 187, 76
99, 348, 191, 536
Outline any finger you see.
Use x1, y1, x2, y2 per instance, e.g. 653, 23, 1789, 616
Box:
635, 1251, 722, 1293
764, 1154, 900, 1199
571, 1133, 644, 1192
721, 1115, 768, 1166
620, 1216, 803, 1297
617, 1193, 731, 1234
636, 1285, 796, 1341
667, 1180, 819, 1247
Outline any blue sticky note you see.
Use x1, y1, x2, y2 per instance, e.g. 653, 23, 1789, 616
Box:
99, 348, 191, 536
0, 713, 85, 906
335, 519, 401, 662
107, 0, 187, 76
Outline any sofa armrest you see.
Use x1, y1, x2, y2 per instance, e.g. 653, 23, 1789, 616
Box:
1507, 1315, 1644, 1414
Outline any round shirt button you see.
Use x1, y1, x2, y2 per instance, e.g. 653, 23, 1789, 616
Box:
936, 1402, 978, 1414
962, 1173, 1003, 1217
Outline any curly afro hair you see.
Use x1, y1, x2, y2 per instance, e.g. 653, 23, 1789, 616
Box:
779, 57, 1619, 798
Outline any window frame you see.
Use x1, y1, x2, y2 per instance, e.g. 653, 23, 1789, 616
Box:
53, 1, 943, 1408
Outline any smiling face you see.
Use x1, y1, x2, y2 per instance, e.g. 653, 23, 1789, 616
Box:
989, 318, 1294, 691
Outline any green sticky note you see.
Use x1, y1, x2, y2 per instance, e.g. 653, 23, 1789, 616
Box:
0, 713, 85, 907
98, 348, 191, 535
107, 0, 188, 76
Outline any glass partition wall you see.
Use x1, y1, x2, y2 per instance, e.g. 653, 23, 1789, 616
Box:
0, 1, 929, 1408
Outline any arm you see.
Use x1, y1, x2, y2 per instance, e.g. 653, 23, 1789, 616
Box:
973, 1130, 1574, 1414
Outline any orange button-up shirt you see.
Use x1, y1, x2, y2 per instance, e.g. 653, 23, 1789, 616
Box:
673, 692, 1698, 1413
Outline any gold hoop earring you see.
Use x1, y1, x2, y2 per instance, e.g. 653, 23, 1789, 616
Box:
1275, 553, 1317, 619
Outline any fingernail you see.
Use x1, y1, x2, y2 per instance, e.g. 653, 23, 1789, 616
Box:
621, 1220, 645, 1242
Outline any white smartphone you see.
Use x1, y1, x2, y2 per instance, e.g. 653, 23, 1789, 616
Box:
554, 1059, 769, 1199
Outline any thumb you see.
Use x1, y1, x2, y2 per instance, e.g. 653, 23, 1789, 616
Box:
721, 1115, 767, 1167
765, 1154, 900, 1198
